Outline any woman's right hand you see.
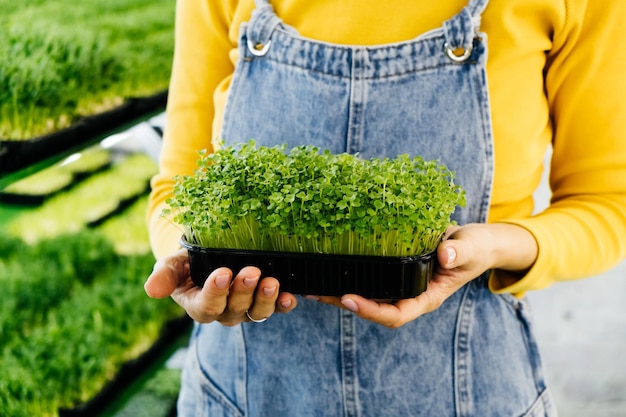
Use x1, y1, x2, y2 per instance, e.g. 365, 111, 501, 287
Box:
144, 248, 298, 325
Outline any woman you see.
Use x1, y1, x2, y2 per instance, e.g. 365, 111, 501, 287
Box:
145, 0, 626, 415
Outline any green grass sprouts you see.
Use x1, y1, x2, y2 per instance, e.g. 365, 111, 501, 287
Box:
166, 141, 466, 257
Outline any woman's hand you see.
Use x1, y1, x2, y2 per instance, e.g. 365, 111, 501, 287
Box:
144, 248, 298, 325
312, 223, 538, 328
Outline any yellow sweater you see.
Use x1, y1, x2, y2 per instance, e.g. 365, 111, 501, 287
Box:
148, 0, 626, 295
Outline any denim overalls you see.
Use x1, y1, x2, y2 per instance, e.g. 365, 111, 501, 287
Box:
177, 0, 557, 415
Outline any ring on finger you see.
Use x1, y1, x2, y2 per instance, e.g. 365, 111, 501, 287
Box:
245, 310, 268, 323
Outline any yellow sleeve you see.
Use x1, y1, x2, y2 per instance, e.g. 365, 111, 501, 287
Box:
490, 0, 626, 294
147, 0, 236, 259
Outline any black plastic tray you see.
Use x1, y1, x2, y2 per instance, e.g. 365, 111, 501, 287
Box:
0, 163, 112, 206
0, 187, 72, 206
181, 237, 435, 299
0, 90, 167, 175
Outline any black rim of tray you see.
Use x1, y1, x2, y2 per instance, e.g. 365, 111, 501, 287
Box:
0, 90, 167, 175
180, 236, 435, 299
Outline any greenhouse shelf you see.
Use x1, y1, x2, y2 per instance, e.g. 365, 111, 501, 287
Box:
0, 111, 193, 417
0, 90, 167, 179
97, 326, 192, 417
59, 315, 192, 417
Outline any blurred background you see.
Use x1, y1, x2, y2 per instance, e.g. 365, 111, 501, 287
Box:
529, 148, 626, 417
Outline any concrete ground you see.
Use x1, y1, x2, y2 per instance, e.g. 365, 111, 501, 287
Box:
527, 149, 626, 416
528, 261, 626, 417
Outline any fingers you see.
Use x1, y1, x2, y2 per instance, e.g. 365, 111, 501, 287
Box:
218, 267, 277, 325
144, 249, 190, 298
333, 290, 440, 328
176, 266, 266, 325
224, 268, 297, 324
276, 292, 297, 312
442, 224, 462, 240
189, 267, 236, 322
146, 254, 298, 325
310, 293, 427, 328
311, 225, 489, 328
242, 277, 279, 324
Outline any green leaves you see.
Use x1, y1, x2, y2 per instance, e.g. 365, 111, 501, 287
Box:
0, 0, 174, 140
0, 230, 182, 416
168, 140, 466, 256
6, 152, 156, 244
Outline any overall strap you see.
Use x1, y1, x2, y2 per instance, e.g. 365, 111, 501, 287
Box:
467, 0, 490, 16
247, 0, 282, 51
442, 0, 489, 62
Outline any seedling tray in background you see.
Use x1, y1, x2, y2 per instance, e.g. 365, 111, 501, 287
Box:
58, 315, 191, 417
181, 237, 435, 300
0, 90, 167, 175
0, 180, 74, 205
0, 163, 112, 206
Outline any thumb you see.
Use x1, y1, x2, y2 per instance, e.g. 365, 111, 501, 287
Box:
145, 263, 178, 298
144, 250, 190, 298
436, 224, 487, 275
437, 242, 458, 270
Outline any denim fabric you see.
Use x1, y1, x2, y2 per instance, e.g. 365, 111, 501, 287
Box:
178, 0, 557, 415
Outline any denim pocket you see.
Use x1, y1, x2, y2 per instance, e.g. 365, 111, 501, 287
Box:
177, 325, 246, 417
496, 292, 557, 417
194, 361, 245, 417
453, 279, 557, 416
497, 291, 526, 311
520, 388, 558, 417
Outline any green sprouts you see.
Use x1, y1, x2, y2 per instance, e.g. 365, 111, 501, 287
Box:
166, 141, 466, 257
0, 0, 174, 140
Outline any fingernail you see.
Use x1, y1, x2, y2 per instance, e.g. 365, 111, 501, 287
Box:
263, 285, 277, 297
446, 247, 456, 264
342, 298, 358, 312
280, 299, 292, 308
243, 276, 259, 288
215, 274, 231, 289
304, 295, 319, 301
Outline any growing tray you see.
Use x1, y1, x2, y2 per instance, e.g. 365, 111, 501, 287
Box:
0, 163, 111, 206
0, 183, 73, 206
58, 315, 191, 417
181, 237, 435, 299
0, 90, 167, 175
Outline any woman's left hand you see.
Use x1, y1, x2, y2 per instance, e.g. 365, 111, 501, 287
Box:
312, 222, 538, 328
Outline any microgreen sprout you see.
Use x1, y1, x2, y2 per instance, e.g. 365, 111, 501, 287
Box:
165, 140, 466, 257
